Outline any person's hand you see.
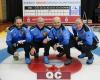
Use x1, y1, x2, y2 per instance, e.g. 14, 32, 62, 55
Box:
56, 43, 63, 47
42, 32, 48, 37
43, 39, 48, 44
30, 47, 36, 56
18, 40, 26, 44
78, 41, 83, 45
53, 44, 57, 50
73, 36, 78, 41
75, 37, 78, 41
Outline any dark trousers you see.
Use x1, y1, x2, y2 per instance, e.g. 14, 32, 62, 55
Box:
71, 37, 97, 59
7, 42, 31, 58
31, 41, 49, 56
47, 40, 72, 59
75, 44, 97, 59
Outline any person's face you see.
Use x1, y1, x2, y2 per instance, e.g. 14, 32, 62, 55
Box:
53, 20, 61, 29
75, 22, 83, 30
15, 19, 23, 28
37, 20, 45, 29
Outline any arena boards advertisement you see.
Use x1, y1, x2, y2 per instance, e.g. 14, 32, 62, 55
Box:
23, 0, 81, 24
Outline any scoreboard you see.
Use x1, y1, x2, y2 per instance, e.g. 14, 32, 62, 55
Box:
23, 0, 81, 24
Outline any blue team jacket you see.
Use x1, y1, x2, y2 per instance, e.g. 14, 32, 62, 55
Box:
48, 24, 71, 45
30, 25, 50, 42
72, 24, 98, 46
6, 24, 31, 47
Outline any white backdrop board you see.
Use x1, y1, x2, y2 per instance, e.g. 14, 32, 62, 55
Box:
23, 0, 81, 24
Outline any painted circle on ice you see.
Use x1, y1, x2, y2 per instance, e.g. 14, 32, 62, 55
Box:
28, 55, 82, 74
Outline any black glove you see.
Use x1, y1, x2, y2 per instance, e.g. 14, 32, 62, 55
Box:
7, 46, 15, 54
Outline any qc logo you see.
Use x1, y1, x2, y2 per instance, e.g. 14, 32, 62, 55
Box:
37, 71, 71, 80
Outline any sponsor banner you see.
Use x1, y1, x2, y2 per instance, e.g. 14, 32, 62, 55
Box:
23, 16, 80, 23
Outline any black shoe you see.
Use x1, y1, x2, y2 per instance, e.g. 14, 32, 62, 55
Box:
78, 53, 86, 59
56, 53, 64, 57
64, 59, 72, 65
86, 57, 94, 64
34, 53, 39, 59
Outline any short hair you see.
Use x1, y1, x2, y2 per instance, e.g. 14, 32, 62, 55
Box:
37, 17, 45, 23
14, 16, 23, 23
53, 17, 61, 23
75, 18, 83, 24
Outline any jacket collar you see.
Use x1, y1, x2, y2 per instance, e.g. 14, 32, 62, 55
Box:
54, 24, 65, 30
35, 25, 45, 30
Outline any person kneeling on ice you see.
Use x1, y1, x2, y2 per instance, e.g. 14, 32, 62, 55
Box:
6, 16, 31, 64
72, 18, 99, 64
30, 17, 50, 64
46, 17, 73, 65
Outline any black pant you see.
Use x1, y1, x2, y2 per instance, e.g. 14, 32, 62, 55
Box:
31, 41, 49, 56
71, 37, 97, 59
75, 44, 97, 59
47, 40, 72, 59
7, 42, 31, 58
